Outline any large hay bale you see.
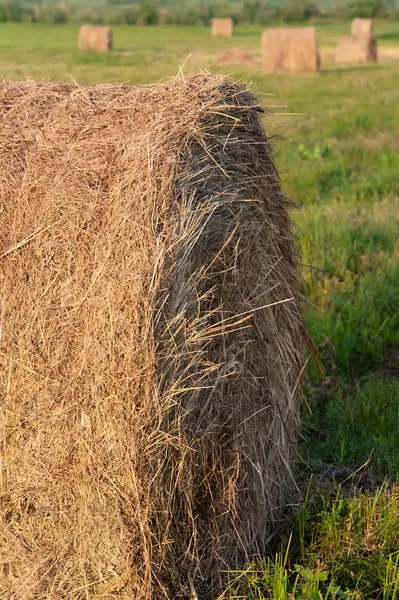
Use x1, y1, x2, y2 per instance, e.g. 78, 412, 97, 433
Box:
216, 46, 257, 66
211, 17, 234, 37
78, 24, 112, 52
0, 74, 304, 599
351, 17, 373, 38
262, 27, 320, 73
335, 35, 378, 63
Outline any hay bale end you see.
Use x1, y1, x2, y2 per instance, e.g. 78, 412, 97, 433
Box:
0, 74, 304, 599
351, 17, 374, 38
78, 24, 112, 52
335, 35, 377, 63
262, 27, 320, 73
211, 17, 234, 37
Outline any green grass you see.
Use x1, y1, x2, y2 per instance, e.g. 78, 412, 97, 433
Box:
303, 379, 399, 476
229, 485, 399, 599
0, 19, 398, 599
0, 20, 398, 82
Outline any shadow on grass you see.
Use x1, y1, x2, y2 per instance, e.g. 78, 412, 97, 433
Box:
322, 64, 381, 74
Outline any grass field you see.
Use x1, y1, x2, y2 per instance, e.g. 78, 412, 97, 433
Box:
1, 20, 398, 599
0, 21, 399, 81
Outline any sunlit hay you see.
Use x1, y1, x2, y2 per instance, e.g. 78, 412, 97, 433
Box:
211, 18, 234, 37
0, 74, 304, 599
77, 24, 112, 52
262, 27, 320, 74
335, 35, 377, 63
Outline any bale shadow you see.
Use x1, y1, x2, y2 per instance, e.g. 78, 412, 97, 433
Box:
322, 63, 382, 74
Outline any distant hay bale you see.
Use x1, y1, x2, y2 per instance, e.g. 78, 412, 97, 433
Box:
262, 27, 320, 73
335, 35, 378, 63
216, 47, 256, 66
351, 17, 373, 38
0, 74, 304, 599
211, 17, 234, 37
32, 3, 41, 21
336, 18, 377, 64
78, 24, 112, 52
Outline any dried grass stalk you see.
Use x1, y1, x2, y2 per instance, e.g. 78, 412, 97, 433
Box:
335, 35, 378, 63
262, 27, 320, 74
78, 24, 112, 52
0, 74, 304, 599
211, 18, 234, 37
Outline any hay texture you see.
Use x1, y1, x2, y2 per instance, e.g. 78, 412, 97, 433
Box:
216, 47, 257, 66
335, 35, 377, 63
0, 74, 304, 599
211, 17, 234, 37
262, 27, 320, 73
78, 24, 112, 52
351, 17, 374, 37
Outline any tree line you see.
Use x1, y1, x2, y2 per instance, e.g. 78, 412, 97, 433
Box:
0, 0, 397, 26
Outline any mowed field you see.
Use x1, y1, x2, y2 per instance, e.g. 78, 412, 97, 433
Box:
1, 20, 399, 598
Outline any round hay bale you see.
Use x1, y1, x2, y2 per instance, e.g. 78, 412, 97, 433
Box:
216, 47, 257, 66
351, 17, 374, 38
262, 27, 320, 74
78, 24, 112, 52
335, 35, 378, 63
0, 74, 304, 599
211, 17, 234, 37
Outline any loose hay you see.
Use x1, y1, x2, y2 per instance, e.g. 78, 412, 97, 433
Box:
216, 47, 257, 66
335, 35, 377, 63
211, 18, 234, 37
351, 17, 374, 38
262, 27, 320, 73
78, 24, 112, 52
0, 74, 304, 599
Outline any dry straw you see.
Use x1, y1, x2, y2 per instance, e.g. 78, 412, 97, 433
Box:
211, 18, 234, 37
0, 74, 304, 599
78, 24, 113, 52
262, 27, 320, 74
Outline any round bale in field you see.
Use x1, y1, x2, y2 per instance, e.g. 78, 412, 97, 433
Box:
351, 17, 374, 38
78, 24, 112, 52
211, 17, 234, 37
335, 35, 377, 63
0, 74, 304, 599
262, 27, 320, 74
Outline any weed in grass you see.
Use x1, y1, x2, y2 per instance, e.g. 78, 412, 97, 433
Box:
297, 143, 332, 161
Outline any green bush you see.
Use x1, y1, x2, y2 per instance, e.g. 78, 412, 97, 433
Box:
282, 0, 320, 22
52, 8, 68, 24
138, 0, 159, 25
3, 1, 24, 22
335, 0, 387, 18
